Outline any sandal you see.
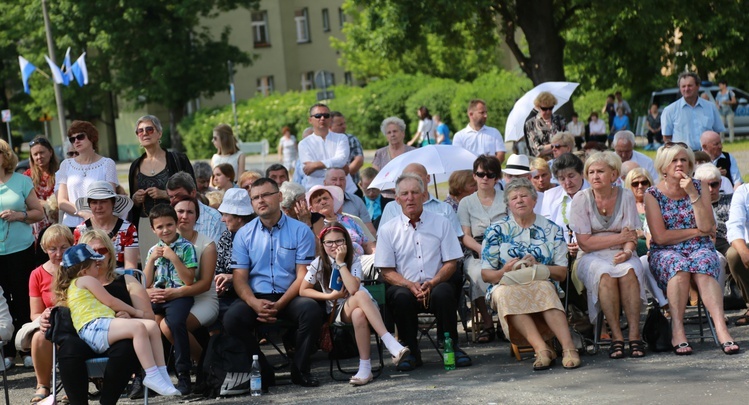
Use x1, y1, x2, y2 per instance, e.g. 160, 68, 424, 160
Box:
608, 340, 625, 359
672, 342, 692, 356
561, 348, 581, 369
30, 386, 49, 404
533, 349, 556, 371
734, 311, 749, 326
477, 327, 496, 343
721, 341, 740, 355
629, 340, 646, 358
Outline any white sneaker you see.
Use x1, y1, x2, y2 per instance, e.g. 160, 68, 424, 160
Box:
23, 355, 33, 368
0, 357, 13, 371
143, 373, 181, 396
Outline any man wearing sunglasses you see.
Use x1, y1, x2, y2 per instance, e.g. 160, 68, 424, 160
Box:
453, 99, 506, 164
661, 72, 725, 150
612, 131, 659, 182
297, 104, 355, 192
700, 130, 742, 190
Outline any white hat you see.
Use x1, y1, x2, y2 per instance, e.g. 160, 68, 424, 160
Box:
504, 154, 531, 175
306, 185, 344, 213
75, 181, 133, 218
218, 188, 254, 216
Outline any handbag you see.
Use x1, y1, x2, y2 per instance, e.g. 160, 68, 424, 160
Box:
319, 302, 338, 353
329, 321, 360, 360
499, 260, 551, 286
642, 305, 672, 352
723, 279, 745, 311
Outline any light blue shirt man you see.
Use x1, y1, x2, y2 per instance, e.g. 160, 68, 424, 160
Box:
661, 75, 724, 150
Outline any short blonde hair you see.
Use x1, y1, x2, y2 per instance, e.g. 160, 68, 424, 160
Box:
448, 170, 476, 197
239, 170, 262, 185
40, 224, 74, 252
654, 144, 695, 177
551, 132, 575, 149
205, 190, 225, 209
694, 163, 721, 182
78, 229, 117, 282
0, 139, 18, 174
624, 168, 654, 190
584, 151, 622, 180
534, 92, 557, 108
530, 157, 550, 173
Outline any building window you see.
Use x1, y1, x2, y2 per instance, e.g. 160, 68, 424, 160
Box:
344, 72, 353, 86
295, 8, 310, 43
301, 72, 315, 91
338, 7, 346, 29
251, 11, 270, 47
322, 9, 330, 32
257, 76, 274, 96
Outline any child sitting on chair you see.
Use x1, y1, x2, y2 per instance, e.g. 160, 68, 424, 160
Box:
54, 244, 180, 396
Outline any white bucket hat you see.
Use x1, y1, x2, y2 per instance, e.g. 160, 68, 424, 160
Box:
504, 154, 531, 175
218, 188, 254, 216
75, 181, 133, 218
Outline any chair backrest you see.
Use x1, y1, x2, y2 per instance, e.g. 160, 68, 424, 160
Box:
116, 269, 147, 288
363, 282, 385, 306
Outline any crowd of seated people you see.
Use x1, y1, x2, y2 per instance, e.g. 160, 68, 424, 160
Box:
4, 100, 749, 404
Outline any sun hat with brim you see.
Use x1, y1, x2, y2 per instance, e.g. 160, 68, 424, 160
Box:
504, 154, 531, 175
62, 244, 105, 268
306, 185, 344, 213
75, 181, 134, 218
218, 188, 254, 216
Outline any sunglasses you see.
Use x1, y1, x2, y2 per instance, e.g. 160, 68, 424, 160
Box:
310, 113, 331, 119
708, 181, 721, 189
66, 151, 79, 158
663, 141, 689, 149
539, 106, 554, 112
474, 171, 497, 179
631, 180, 650, 188
551, 144, 566, 149
68, 133, 87, 144
29, 137, 52, 148
93, 247, 109, 255
135, 126, 156, 136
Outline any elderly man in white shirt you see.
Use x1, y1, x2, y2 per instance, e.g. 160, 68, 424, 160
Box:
612, 131, 659, 182
725, 184, 749, 323
297, 103, 357, 193
453, 99, 506, 163
375, 173, 470, 371
377, 163, 463, 237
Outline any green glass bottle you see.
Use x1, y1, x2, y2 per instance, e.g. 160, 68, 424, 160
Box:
443, 332, 455, 370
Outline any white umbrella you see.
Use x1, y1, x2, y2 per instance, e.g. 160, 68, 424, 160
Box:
504, 81, 580, 142
368, 145, 478, 198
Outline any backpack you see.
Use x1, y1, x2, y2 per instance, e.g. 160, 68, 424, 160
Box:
202, 334, 252, 397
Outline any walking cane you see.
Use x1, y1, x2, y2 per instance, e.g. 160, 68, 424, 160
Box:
565, 225, 575, 312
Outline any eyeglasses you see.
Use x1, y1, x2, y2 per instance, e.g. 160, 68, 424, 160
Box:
322, 239, 345, 247
93, 247, 109, 255
551, 144, 567, 149
310, 113, 331, 119
474, 171, 497, 179
66, 151, 79, 158
708, 181, 721, 189
29, 138, 51, 148
68, 133, 87, 144
539, 106, 554, 112
631, 180, 650, 188
135, 126, 156, 136
663, 141, 689, 149
250, 191, 279, 202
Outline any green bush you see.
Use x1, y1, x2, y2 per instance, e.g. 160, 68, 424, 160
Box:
404, 78, 461, 134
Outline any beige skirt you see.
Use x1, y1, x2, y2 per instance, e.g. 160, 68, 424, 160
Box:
490, 280, 564, 346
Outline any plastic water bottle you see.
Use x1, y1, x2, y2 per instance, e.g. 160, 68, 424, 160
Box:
250, 355, 262, 396
443, 332, 455, 370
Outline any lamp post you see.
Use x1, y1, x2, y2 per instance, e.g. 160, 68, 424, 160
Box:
42, 0, 67, 144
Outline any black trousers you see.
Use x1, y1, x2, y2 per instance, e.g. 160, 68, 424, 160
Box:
153, 296, 193, 374
57, 338, 139, 405
386, 280, 459, 357
0, 244, 34, 358
223, 294, 323, 380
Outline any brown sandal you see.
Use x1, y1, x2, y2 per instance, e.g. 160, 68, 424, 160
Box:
477, 327, 496, 343
29, 386, 49, 404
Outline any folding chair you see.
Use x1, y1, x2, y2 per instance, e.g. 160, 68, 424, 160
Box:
0, 340, 9, 405
329, 280, 386, 381
255, 320, 294, 371
683, 293, 719, 346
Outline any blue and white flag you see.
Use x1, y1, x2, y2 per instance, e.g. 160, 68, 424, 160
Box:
71, 52, 88, 86
62, 48, 73, 86
18, 56, 36, 94
44, 55, 65, 85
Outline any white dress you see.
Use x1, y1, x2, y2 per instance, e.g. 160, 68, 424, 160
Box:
211, 151, 242, 175
569, 187, 647, 322
279, 136, 297, 170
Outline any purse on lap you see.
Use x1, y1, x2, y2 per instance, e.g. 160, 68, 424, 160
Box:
499, 259, 551, 286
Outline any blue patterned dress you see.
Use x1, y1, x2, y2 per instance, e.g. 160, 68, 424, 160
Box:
647, 180, 719, 291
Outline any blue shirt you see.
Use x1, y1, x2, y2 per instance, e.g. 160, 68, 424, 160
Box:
0, 173, 34, 254
364, 195, 382, 222
231, 213, 315, 294
662, 97, 725, 150
196, 201, 227, 244
436, 123, 451, 145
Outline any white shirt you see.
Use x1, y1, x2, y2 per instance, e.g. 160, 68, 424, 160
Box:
56, 157, 118, 227
374, 211, 462, 283
378, 195, 464, 237
298, 131, 355, 192
566, 121, 585, 137
305, 255, 363, 312
540, 181, 590, 243
629, 150, 659, 182
726, 183, 749, 244
453, 125, 506, 157
589, 119, 607, 135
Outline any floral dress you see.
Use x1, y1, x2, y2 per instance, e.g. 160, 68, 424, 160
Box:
23, 169, 54, 242
327, 214, 368, 257
647, 180, 720, 291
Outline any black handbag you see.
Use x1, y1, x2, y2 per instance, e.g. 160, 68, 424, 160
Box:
642, 305, 672, 352
328, 322, 359, 360
44, 306, 78, 345
723, 279, 745, 311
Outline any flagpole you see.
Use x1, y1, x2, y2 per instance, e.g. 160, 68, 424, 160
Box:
42, 0, 67, 143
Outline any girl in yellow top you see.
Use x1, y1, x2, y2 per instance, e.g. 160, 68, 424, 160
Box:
54, 244, 181, 396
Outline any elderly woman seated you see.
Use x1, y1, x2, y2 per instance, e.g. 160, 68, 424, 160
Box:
645, 143, 738, 355
481, 178, 580, 370
280, 181, 324, 235
569, 151, 647, 359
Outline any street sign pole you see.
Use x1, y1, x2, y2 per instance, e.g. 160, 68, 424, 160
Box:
228, 60, 238, 129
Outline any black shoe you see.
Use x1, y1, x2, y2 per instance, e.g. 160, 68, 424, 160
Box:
129, 375, 144, 399
176, 372, 192, 395
290, 370, 319, 387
